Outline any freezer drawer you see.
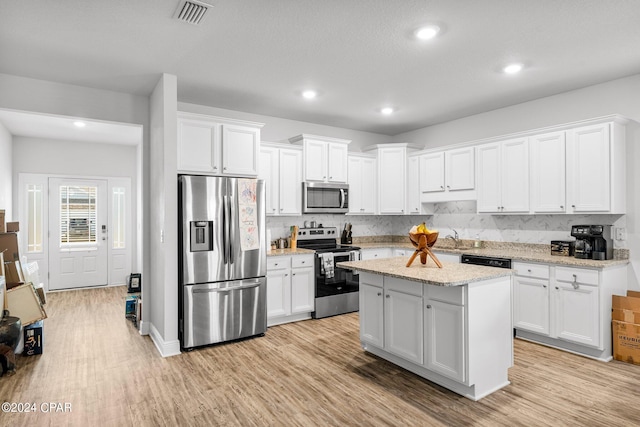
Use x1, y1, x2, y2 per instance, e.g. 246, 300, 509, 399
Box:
181, 277, 267, 349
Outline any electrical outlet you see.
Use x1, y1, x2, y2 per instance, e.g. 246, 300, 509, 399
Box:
615, 227, 626, 241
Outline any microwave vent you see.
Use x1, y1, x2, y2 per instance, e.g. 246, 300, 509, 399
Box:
173, 0, 211, 25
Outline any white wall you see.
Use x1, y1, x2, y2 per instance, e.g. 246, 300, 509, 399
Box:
0, 123, 12, 220
394, 73, 640, 290
149, 74, 180, 357
13, 137, 136, 178
178, 102, 391, 151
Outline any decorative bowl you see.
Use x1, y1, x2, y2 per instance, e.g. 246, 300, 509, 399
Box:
409, 232, 439, 248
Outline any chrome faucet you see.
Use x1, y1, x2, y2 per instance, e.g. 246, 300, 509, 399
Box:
445, 229, 460, 248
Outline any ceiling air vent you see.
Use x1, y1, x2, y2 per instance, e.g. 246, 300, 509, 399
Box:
173, 0, 211, 25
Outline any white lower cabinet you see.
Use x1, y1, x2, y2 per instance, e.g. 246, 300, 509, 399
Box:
553, 274, 599, 347
359, 272, 512, 400
266, 254, 314, 326
513, 262, 627, 360
425, 297, 465, 382
513, 262, 550, 335
360, 280, 384, 347
384, 284, 424, 364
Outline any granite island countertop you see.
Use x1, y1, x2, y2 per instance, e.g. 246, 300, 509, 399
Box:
337, 257, 512, 287
267, 248, 315, 257
350, 241, 629, 269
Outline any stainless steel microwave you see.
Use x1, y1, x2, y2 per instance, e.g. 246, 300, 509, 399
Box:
303, 182, 349, 213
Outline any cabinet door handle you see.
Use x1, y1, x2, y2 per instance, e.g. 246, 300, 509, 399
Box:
385, 294, 390, 298
284, 273, 288, 277
543, 285, 547, 288
528, 269, 532, 273
292, 273, 296, 276
213, 166, 218, 170
323, 176, 326, 179
440, 186, 444, 189
572, 274, 579, 289
377, 292, 382, 296
446, 185, 450, 189
329, 176, 333, 179
223, 167, 227, 171
571, 205, 576, 208
560, 205, 564, 209
426, 304, 432, 309
555, 286, 559, 290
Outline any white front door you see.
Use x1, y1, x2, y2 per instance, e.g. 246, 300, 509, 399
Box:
48, 178, 108, 290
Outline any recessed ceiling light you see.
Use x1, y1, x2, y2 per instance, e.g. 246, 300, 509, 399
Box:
381, 107, 394, 115
414, 25, 440, 40
302, 90, 317, 99
503, 63, 523, 74
73, 121, 86, 128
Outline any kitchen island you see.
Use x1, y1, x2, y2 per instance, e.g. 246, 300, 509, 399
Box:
338, 257, 513, 401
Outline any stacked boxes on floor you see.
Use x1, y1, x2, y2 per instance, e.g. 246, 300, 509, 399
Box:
612, 291, 640, 365
0, 213, 47, 356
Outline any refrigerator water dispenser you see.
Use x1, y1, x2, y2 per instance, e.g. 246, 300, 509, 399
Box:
190, 221, 213, 252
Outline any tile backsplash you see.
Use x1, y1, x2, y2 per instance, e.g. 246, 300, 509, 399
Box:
266, 201, 626, 248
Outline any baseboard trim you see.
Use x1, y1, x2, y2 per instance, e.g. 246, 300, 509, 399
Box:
149, 323, 181, 357
138, 320, 150, 336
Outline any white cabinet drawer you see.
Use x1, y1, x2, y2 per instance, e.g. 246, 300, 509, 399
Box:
292, 255, 314, 269
385, 277, 423, 297
360, 272, 383, 288
267, 256, 291, 270
426, 284, 465, 306
555, 267, 599, 286
513, 262, 550, 280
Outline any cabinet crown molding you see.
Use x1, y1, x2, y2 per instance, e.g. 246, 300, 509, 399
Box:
363, 143, 422, 152
177, 111, 265, 128
288, 134, 351, 145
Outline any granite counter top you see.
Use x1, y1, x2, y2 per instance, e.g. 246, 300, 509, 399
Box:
350, 241, 629, 269
267, 248, 315, 257
337, 257, 512, 286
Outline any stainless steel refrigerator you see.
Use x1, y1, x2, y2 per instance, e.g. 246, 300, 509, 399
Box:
178, 175, 267, 349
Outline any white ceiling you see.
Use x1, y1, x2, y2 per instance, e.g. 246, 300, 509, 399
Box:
1, 0, 640, 137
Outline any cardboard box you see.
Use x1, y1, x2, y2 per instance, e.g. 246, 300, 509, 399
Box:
0, 210, 5, 233
23, 320, 43, 356
5, 260, 25, 289
613, 321, 640, 365
0, 232, 20, 262
612, 294, 640, 365
6, 222, 19, 232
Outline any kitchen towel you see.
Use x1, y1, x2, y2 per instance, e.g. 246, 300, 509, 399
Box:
320, 253, 334, 279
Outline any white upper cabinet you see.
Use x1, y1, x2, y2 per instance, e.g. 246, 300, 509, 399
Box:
477, 137, 529, 213
530, 131, 566, 213
258, 143, 302, 216
407, 154, 421, 214
420, 152, 445, 193
566, 121, 626, 214
259, 146, 279, 215
419, 147, 475, 203
376, 145, 409, 215
289, 134, 350, 183
348, 154, 376, 214
446, 147, 475, 191
177, 112, 263, 176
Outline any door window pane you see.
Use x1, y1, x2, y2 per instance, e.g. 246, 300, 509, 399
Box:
112, 187, 125, 249
60, 185, 97, 244
27, 184, 43, 253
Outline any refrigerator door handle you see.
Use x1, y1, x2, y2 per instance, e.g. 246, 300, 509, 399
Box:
192, 281, 262, 293
223, 195, 230, 265
227, 191, 234, 264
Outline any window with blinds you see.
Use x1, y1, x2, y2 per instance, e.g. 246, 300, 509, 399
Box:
60, 185, 98, 244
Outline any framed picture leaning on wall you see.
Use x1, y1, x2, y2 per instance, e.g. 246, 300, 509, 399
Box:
128, 273, 141, 293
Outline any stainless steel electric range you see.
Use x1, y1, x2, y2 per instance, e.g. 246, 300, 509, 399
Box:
295, 227, 361, 319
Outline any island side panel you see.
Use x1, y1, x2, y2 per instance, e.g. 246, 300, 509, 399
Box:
466, 276, 513, 399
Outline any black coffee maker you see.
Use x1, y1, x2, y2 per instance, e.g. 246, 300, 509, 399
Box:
570, 225, 613, 260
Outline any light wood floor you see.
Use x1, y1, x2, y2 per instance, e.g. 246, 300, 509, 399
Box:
1, 286, 640, 426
